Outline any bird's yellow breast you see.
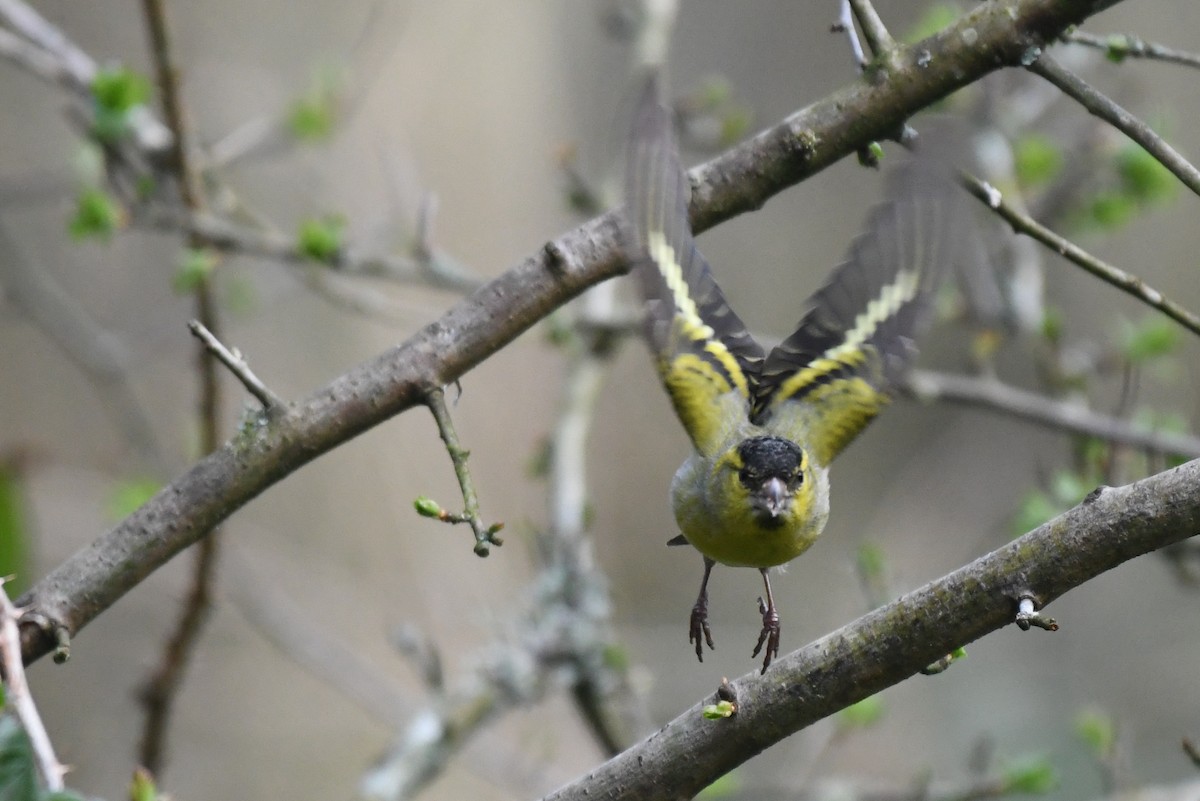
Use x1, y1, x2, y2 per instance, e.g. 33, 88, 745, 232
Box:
670, 448, 830, 568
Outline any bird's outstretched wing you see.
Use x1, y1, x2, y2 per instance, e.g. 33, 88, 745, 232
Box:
625, 73, 764, 456
754, 160, 965, 467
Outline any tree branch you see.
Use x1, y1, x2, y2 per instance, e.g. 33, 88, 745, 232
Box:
957, 171, 1200, 338
1027, 52, 1200, 199
902, 369, 1200, 460
18, 0, 1118, 666
543, 459, 1200, 801
1064, 29, 1200, 70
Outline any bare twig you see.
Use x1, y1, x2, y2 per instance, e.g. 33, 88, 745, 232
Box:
1027, 53, 1200, 199
141, 209, 482, 293
423, 387, 503, 557
847, 0, 894, 60
1184, 737, 1200, 769
831, 0, 867, 72
0, 223, 165, 471
0, 578, 66, 791
902, 369, 1200, 459
187, 320, 283, 410
1064, 30, 1200, 70
957, 171, 1200, 339
137, 0, 223, 776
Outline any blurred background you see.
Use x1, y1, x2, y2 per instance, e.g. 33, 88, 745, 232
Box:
2, 1, 1199, 800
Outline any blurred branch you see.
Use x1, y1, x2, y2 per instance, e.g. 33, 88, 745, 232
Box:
0, 0, 172, 152
222, 544, 410, 726
0, 223, 165, 471
1064, 30, 1200, 70
543, 459, 1200, 801
957, 171, 1200, 338
135, 0, 223, 777
19, 0, 1121, 667
140, 209, 482, 293
902, 369, 1200, 459
0, 578, 66, 792
1027, 53, 1200, 198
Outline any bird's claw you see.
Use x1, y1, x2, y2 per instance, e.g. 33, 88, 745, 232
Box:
690, 599, 715, 661
752, 596, 781, 674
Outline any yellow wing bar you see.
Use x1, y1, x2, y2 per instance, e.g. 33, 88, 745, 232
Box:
626, 73, 764, 456
757, 161, 965, 466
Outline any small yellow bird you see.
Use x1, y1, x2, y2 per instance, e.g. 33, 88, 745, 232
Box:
624, 73, 964, 673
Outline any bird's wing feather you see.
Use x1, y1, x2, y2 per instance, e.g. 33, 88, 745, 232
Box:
755, 160, 964, 466
626, 73, 764, 456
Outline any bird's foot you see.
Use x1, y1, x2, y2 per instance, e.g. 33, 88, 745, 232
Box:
689, 598, 715, 662
752, 596, 781, 674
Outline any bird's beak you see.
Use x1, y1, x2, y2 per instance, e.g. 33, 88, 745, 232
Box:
762, 477, 789, 517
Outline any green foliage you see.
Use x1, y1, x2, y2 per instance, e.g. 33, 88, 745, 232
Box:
857, 141, 885, 168
92, 67, 151, 113
90, 66, 151, 141
701, 700, 736, 719
130, 768, 160, 801
413, 496, 442, 519
1116, 145, 1175, 203
1074, 707, 1116, 757
0, 716, 37, 801
1014, 134, 1062, 187
999, 753, 1059, 795
1118, 315, 1179, 364
68, 187, 123, 241
0, 465, 28, 596
1086, 191, 1136, 230
1040, 306, 1064, 346
107, 478, 161, 521
838, 695, 885, 730
904, 3, 960, 42
296, 217, 344, 263
1103, 34, 1132, 63
696, 770, 740, 798
173, 248, 218, 294
601, 643, 629, 671
718, 108, 752, 149
287, 71, 343, 142
855, 542, 886, 579
1013, 469, 1095, 535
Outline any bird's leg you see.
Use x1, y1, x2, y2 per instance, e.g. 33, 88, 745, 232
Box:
752, 567, 781, 673
690, 557, 716, 661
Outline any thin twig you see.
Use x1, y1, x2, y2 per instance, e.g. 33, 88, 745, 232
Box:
187, 320, 283, 410
423, 387, 503, 557
0, 578, 66, 791
137, 0, 223, 777
1065, 30, 1200, 70
901, 369, 1200, 459
1027, 53, 1200, 199
141, 209, 481, 293
1183, 737, 1200, 769
957, 171, 1200, 339
831, 0, 867, 72
847, 0, 894, 60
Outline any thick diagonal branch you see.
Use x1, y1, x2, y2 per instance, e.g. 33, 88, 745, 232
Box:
544, 460, 1200, 801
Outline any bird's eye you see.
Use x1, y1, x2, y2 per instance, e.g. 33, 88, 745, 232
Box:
738, 467, 752, 485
